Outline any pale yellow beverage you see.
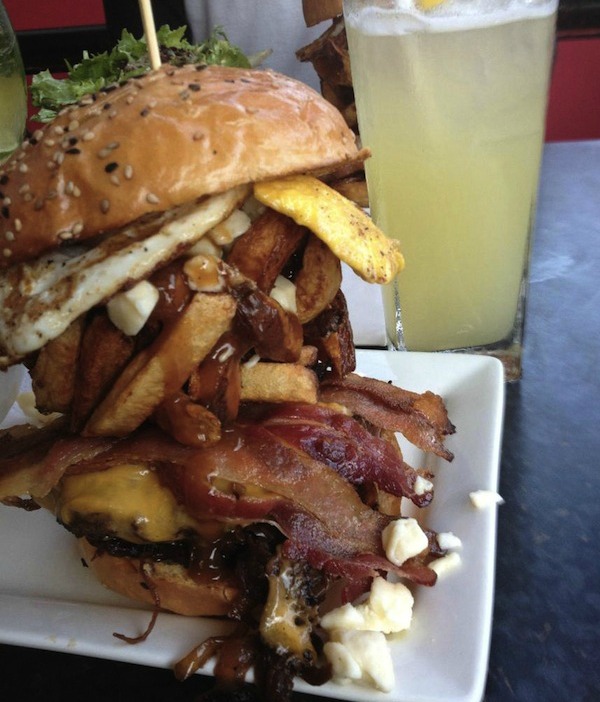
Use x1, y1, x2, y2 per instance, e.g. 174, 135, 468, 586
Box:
0, 70, 27, 162
345, 0, 558, 352
0, 7, 26, 164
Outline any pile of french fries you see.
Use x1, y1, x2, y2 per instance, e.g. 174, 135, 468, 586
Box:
28, 182, 371, 446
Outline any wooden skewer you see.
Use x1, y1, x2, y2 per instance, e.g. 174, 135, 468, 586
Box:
138, 0, 161, 70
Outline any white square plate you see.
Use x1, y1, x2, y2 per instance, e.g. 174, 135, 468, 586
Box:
0, 350, 504, 702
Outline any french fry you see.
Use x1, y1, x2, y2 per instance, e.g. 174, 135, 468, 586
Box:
304, 291, 356, 377
298, 345, 319, 367
295, 234, 342, 323
84, 293, 236, 437
240, 362, 318, 404
30, 318, 84, 414
226, 208, 307, 292
234, 281, 303, 363
187, 331, 248, 423
70, 312, 135, 431
154, 391, 222, 447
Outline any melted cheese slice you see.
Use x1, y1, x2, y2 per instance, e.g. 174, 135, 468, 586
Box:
55, 463, 199, 544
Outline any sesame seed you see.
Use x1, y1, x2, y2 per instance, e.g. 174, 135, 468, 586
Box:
53, 151, 65, 165
108, 109, 117, 119
107, 141, 120, 150
47, 161, 57, 170
44, 138, 56, 147
33, 129, 44, 141
16, 151, 25, 161
14, 218, 22, 232
97, 147, 111, 159
18, 163, 28, 173
146, 192, 159, 204
1, 206, 8, 218
104, 162, 118, 173
5, 231, 15, 241
2, 197, 11, 206
58, 230, 74, 240
79, 97, 94, 106
126, 95, 134, 105
188, 83, 201, 91
3, 248, 12, 257
18, 184, 30, 194
65, 147, 81, 155
140, 108, 150, 117
23, 193, 33, 202
22, 140, 31, 149
193, 131, 204, 141
54, 125, 64, 135
100, 199, 110, 213
68, 119, 80, 131
65, 181, 74, 195
123, 164, 133, 180
83, 131, 95, 141
72, 186, 81, 198
179, 90, 190, 100
72, 222, 84, 235
110, 174, 120, 186
103, 103, 112, 111
0, 175, 7, 185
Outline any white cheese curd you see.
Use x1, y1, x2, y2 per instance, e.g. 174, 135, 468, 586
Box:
186, 235, 222, 258
207, 208, 251, 246
382, 517, 429, 566
469, 489, 505, 509
269, 275, 297, 314
413, 474, 434, 495
107, 281, 159, 336
324, 630, 395, 693
437, 531, 463, 551
321, 576, 414, 635
429, 551, 462, 579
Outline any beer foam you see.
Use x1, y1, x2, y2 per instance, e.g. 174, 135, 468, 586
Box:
344, 0, 558, 34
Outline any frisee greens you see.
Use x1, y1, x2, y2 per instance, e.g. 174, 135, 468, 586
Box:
30, 25, 253, 122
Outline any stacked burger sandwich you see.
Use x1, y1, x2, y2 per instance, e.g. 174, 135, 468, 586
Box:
0, 65, 454, 698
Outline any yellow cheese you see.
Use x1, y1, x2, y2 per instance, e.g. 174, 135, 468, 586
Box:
56, 463, 199, 544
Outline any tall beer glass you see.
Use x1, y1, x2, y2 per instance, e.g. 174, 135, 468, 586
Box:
0, 1, 26, 164
343, 0, 558, 379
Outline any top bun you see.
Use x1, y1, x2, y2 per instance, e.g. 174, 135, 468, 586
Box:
0, 65, 360, 267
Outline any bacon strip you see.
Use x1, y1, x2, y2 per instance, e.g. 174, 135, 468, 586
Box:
320, 373, 456, 460
258, 403, 433, 507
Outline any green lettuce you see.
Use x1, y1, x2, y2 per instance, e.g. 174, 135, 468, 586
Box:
31, 25, 252, 122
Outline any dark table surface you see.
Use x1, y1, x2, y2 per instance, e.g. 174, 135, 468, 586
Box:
1, 141, 599, 701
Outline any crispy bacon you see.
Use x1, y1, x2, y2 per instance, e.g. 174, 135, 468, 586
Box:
162, 425, 434, 585
320, 373, 456, 460
0, 409, 440, 587
0, 419, 114, 501
257, 402, 433, 507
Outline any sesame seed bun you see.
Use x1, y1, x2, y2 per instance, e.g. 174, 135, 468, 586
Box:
0, 64, 360, 268
78, 537, 240, 617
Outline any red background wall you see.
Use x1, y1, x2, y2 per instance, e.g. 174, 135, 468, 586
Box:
4, 0, 599, 142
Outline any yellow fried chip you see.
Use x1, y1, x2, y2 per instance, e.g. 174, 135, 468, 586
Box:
253, 175, 404, 284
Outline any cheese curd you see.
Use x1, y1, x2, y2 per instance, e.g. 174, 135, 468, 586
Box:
469, 489, 505, 509
321, 576, 414, 635
324, 630, 395, 693
382, 517, 429, 566
107, 281, 159, 336
269, 275, 297, 314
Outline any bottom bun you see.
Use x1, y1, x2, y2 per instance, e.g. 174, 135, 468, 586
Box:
78, 538, 239, 617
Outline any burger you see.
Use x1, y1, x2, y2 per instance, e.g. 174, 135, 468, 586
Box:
0, 65, 454, 697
